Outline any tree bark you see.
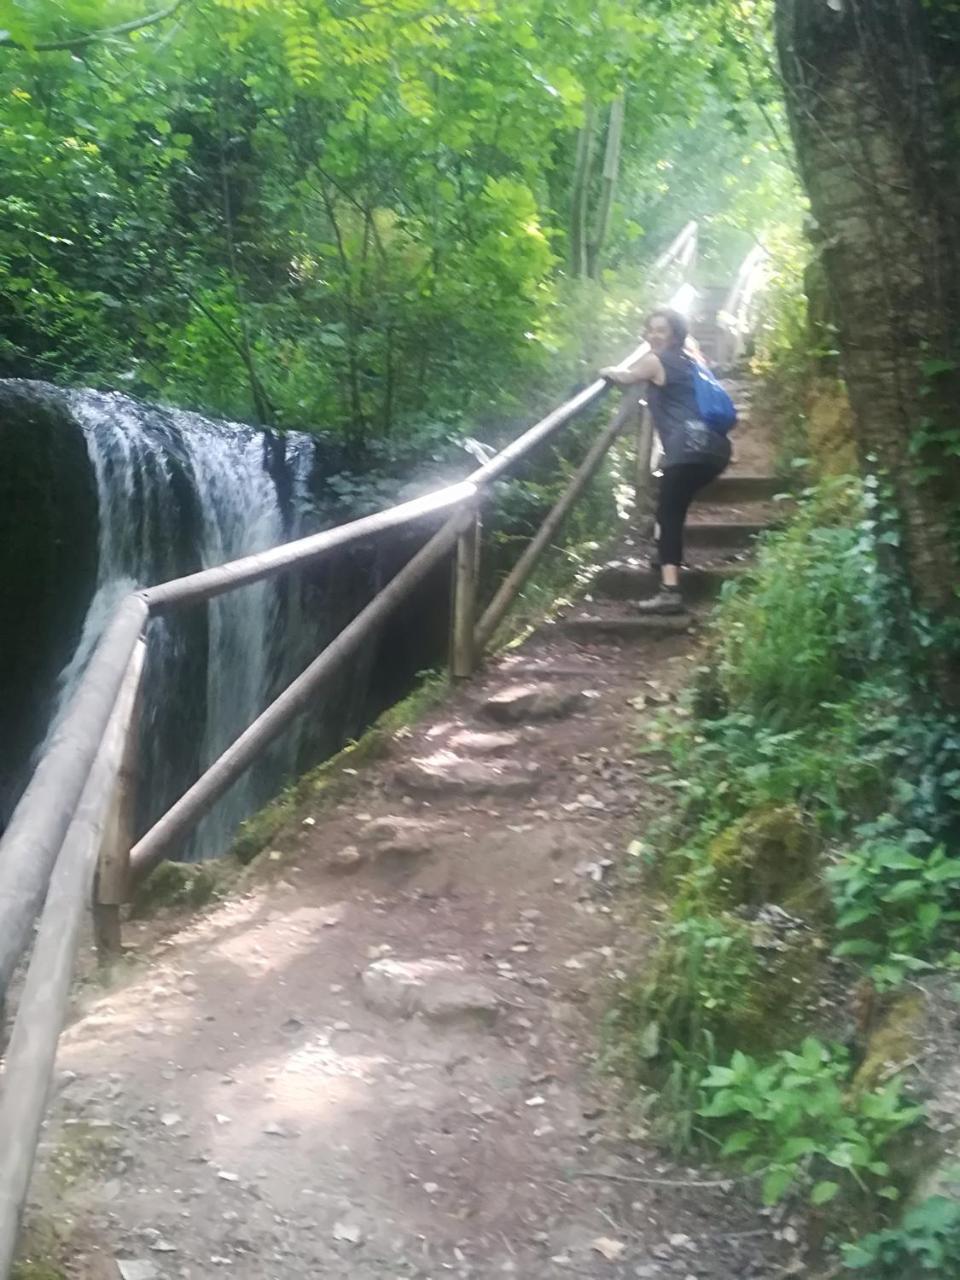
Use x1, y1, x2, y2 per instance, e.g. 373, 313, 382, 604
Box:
586, 94, 626, 280
776, 0, 960, 705
569, 102, 598, 279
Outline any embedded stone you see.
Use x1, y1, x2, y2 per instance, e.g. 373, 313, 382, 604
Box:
361, 958, 499, 1026
445, 729, 520, 756
483, 684, 587, 724
330, 844, 365, 873
358, 815, 435, 859
395, 752, 540, 796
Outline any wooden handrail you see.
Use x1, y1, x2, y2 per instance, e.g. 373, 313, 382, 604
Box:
0, 638, 146, 1280
129, 506, 474, 879
0, 593, 148, 1000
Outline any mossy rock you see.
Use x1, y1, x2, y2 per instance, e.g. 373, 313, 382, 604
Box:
706, 805, 822, 913
131, 860, 221, 916
854, 993, 925, 1094
731, 926, 824, 1053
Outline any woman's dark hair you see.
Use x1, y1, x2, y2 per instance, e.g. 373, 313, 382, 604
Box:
645, 307, 688, 348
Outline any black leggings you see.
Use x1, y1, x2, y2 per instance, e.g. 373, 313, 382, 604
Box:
657, 462, 726, 566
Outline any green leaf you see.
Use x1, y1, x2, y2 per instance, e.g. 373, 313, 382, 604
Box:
811, 1180, 840, 1205
841, 1243, 876, 1269
761, 1167, 794, 1205
835, 939, 881, 958
921, 357, 957, 377
720, 1129, 755, 1157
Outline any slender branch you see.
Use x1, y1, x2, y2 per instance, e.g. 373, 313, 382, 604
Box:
1, 0, 183, 52
182, 285, 274, 426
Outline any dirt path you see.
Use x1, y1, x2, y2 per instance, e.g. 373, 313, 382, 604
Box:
23, 386, 791, 1280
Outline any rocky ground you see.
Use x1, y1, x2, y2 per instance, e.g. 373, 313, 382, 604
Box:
16, 385, 801, 1280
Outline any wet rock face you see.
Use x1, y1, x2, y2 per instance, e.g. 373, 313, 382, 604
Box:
0, 381, 98, 824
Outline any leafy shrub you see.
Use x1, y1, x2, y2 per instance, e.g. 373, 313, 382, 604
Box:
699, 1038, 923, 1207
842, 1192, 960, 1276
830, 826, 960, 988
616, 913, 761, 1061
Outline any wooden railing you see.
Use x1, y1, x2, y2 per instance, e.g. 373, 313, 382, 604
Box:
0, 236, 700, 1276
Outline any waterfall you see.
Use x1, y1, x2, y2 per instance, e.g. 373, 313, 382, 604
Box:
3, 377, 461, 859
44, 389, 307, 859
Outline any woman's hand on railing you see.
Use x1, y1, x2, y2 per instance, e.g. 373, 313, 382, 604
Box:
601, 366, 632, 385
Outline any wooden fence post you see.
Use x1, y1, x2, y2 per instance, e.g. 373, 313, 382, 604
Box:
451, 509, 481, 679
93, 678, 143, 958
634, 403, 656, 538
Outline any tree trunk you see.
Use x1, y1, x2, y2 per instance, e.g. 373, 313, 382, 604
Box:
775, 0, 960, 705
586, 94, 626, 280
569, 102, 598, 278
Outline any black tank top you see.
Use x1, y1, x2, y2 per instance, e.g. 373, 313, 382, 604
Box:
646, 348, 731, 470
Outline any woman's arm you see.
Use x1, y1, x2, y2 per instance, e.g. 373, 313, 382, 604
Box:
600, 351, 664, 386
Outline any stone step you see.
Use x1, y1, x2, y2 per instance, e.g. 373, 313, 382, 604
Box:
700, 474, 787, 504
592, 564, 743, 602
552, 614, 695, 643
684, 521, 766, 549
396, 753, 541, 796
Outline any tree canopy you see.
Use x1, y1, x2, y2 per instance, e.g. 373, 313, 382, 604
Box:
0, 0, 794, 440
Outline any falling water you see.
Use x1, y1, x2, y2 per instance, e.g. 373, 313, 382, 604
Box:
45, 389, 305, 859
172, 408, 289, 854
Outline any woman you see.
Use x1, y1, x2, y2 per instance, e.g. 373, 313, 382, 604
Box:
601, 308, 731, 615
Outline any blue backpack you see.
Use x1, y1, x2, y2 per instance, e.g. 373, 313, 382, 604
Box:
689, 358, 737, 434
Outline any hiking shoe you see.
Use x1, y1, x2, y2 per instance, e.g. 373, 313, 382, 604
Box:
635, 589, 686, 616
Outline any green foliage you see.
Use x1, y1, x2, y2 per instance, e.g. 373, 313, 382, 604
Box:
830, 827, 960, 989
609, 474, 960, 1257
0, 0, 797, 441
711, 477, 885, 725
842, 1191, 960, 1277
612, 911, 760, 1067
699, 1038, 922, 1207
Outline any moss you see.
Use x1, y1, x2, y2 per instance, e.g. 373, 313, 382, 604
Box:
732, 929, 823, 1053
806, 377, 857, 477
232, 790, 298, 864
13, 1203, 74, 1279
854, 993, 925, 1094
704, 805, 822, 914
46, 1121, 123, 1191
131, 860, 222, 916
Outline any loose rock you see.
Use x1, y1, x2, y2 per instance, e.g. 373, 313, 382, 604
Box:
117, 1263, 159, 1280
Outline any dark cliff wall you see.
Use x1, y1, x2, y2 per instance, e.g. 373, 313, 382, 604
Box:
0, 382, 99, 821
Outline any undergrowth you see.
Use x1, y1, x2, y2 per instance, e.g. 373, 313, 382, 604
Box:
609, 474, 960, 1267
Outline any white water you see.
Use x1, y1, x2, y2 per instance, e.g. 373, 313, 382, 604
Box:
46, 390, 302, 859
